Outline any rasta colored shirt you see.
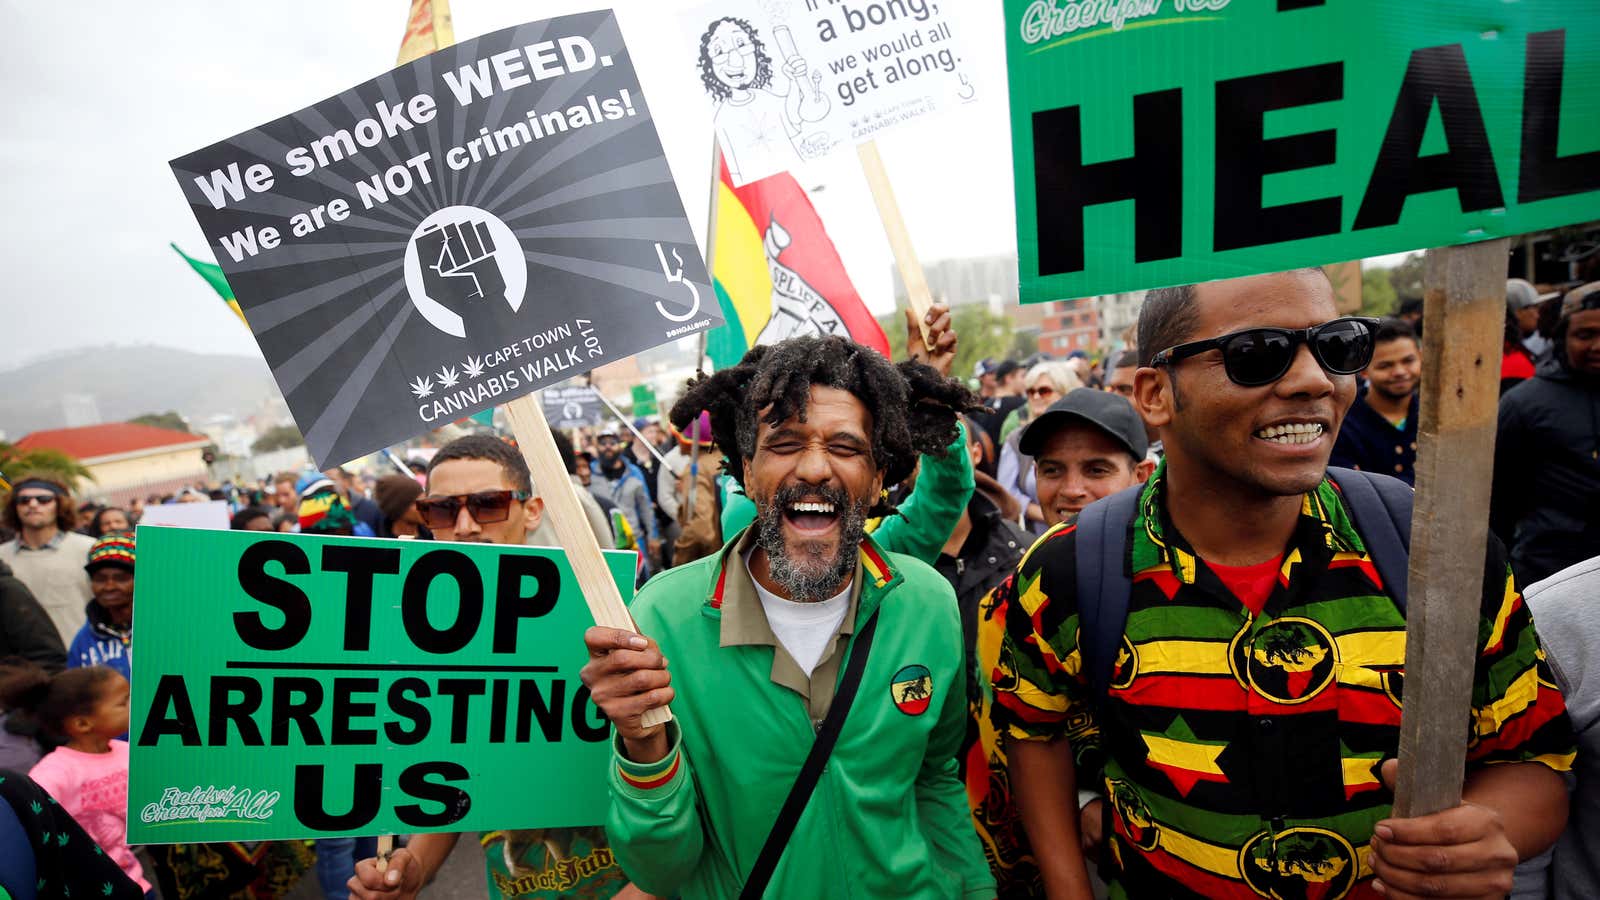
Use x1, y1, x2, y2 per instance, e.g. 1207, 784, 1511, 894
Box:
479, 828, 625, 899
990, 464, 1575, 900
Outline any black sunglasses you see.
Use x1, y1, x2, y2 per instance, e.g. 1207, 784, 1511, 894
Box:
1150, 317, 1380, 387
414, 490, 529, 529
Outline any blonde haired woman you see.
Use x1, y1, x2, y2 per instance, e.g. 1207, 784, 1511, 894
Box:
996, 361, 1084, 532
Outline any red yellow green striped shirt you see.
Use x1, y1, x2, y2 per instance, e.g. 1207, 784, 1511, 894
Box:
990, 467, 1574, 899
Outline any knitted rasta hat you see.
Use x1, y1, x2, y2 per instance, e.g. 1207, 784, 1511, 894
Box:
298, 479, 356, 534
84, 532, 136, 573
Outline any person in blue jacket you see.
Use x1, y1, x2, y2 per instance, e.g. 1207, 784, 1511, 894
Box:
67, 533, 133, 679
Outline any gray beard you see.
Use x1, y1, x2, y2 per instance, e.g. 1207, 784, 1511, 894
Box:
753, 489, 869, 603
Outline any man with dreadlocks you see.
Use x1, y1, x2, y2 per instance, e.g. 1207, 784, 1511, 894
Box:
581, 334, 994, 899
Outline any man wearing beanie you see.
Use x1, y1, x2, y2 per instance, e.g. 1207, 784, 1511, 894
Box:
296, 476, 373, 537
1493, 281, 1600, 585
69, 533, 135, 680
0, 476, 95, 643
372, 474, 428, 539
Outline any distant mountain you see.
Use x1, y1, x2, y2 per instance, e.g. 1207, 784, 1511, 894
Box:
0, 345, 282, 438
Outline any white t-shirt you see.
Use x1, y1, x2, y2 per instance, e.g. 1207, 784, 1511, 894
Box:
744, 550, 851, 677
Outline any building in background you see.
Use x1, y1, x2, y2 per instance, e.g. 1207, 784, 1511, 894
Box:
890, 255, 1047, 338
195, 414, 257, 460
15, 423, 210, 504
1096, 290, 1147, 354
894, 256, 1019, 312
1038, 297, 1100, 356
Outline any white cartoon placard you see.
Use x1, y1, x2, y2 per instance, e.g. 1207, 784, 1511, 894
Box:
684, 0, 976, 185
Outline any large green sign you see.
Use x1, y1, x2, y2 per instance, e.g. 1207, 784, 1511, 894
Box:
1007, 0, 1599, 303
128, 527, 635, 844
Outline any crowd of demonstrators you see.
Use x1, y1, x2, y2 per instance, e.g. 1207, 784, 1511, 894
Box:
666, 412, 725, 566
588, 424, 662, 578
1329, 317, 1422, 484
11, 270, 1600, 900
972, 358, 1027, 449
997, 361, 1085, 533
350, 433, 650, 900
1492, 280, 1600, 588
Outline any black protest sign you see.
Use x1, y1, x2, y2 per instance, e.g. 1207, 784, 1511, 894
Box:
171, 12, 720, 467
540, 384, 604, 429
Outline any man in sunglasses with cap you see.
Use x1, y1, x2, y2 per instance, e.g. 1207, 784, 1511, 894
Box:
992, 269, 1573, 899
348, 434, 653, 900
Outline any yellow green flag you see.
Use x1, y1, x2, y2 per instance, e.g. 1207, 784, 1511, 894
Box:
170, 242, 246, 325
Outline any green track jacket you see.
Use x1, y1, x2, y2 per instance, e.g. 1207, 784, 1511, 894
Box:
606, 529, 995, 900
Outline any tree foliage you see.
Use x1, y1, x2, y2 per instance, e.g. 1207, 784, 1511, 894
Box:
0, 442, 94, 492
252, 424, 305, 453
1361, 267, 1399, 317
128, 411, 190, 432
876, 305, 1021, 384
1387, 254, 1425, 305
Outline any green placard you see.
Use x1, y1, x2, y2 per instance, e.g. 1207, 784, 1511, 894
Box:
1006, 0, 1599, 303
630, 383, 658, 418
127, 527, 636, 844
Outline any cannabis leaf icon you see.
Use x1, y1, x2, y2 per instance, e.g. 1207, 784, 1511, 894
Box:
437, 366, 460, 389
409, 376, 435, 399
29, 800, 41, 814
102, 883, 114, 896
462, 355, 485, 379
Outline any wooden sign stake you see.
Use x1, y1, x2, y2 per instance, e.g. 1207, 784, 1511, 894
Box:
504, 393, 671, 728
857, 140, 933, 349
1392, 238, 1509, 817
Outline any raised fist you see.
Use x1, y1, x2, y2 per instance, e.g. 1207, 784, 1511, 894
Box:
416, 219, 506, 311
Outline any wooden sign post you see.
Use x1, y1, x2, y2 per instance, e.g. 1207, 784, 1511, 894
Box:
857, 140, 933, 349
505, 394, 671, 728
1392, 238, 1509, 816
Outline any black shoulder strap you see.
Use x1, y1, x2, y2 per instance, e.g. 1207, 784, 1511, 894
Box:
739, 609, 882, 899
1327, 467, 1414, 611
1075, 485, 1143, 708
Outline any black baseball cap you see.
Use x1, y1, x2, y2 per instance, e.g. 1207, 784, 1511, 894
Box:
1019, 389, 1149, 461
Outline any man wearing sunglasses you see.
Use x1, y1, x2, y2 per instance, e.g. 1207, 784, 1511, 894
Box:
0, 476, 95, 643
992, 269, 1573, 899
349, 434, 654, 900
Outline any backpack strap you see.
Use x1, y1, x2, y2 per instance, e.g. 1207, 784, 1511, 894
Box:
1075, 484, 1144, 708
1327, 467, 1414, 611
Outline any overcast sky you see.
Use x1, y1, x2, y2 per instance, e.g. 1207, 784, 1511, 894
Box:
3, 1, 1416, 373
1, 0, 1026, 371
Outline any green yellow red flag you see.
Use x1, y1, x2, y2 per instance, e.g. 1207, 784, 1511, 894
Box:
707, 160, 888, 370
